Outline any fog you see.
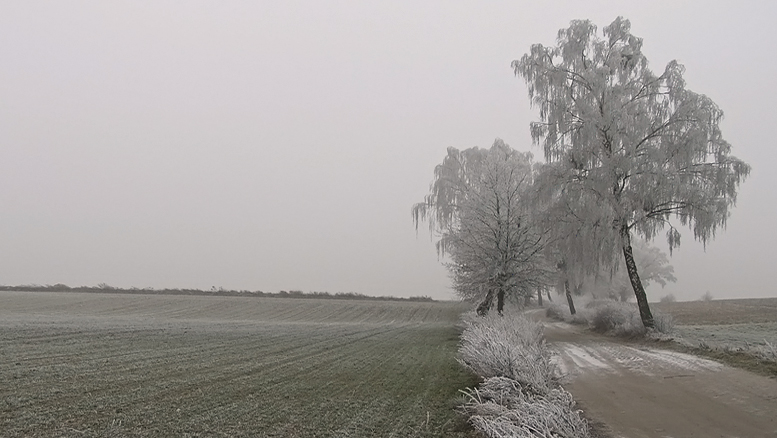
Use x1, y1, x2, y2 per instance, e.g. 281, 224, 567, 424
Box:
1, 1, 774, 301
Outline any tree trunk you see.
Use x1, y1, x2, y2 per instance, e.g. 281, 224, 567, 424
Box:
546, 289, 553, 302
497, 287, 505, 315
564, 280, 576, 315
477, 288, 495, 316
621, 225, 655, 329
537, 288, 543, 307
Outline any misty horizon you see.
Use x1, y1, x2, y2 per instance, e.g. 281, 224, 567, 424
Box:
2, 1, 775, 301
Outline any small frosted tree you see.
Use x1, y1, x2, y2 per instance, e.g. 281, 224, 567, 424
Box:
514, 18, 750, 328
413, 139, 552, 314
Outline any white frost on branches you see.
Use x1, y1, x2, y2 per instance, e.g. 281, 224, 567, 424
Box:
413, 140, 553, 310
513, 17, 750, 327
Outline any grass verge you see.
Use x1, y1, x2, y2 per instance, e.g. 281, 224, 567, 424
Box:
657, 340, 777, 378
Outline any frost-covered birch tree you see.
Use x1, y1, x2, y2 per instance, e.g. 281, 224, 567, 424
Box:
413, 139, 552, 314
514, 18, 750, 328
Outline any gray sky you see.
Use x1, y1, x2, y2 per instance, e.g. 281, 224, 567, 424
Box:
1, 1, 774, 301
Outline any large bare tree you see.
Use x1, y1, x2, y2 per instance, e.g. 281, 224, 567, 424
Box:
514, 18, 750, 328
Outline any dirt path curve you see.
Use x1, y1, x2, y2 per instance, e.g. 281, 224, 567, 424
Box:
531, 311, 777, 438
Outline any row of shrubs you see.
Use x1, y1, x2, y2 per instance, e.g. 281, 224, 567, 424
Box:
546, 300, 675, 336
457, 313, 591, 438
0, 284, 434, 302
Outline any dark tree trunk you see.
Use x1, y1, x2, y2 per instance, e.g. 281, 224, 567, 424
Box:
574, 282, 583, 296
621, 225, 655, 329
537, 288, 543, 307
564, 280, 576, 315
497, 288, 505, 315
546, 289, 553, 302
477, 288, 495, 316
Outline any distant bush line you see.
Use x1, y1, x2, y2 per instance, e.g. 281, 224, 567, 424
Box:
0, 284, 435, 302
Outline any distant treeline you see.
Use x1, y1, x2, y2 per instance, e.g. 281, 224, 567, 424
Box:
0, 283, 434, 302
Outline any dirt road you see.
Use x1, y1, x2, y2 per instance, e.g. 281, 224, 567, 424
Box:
542, 318, 777, 438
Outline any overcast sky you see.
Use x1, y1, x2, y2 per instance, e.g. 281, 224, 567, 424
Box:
1, 1, 774, 301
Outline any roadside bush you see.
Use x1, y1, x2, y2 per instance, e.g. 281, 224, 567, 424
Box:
583, 299, 612, 309
572, 301, 675, 336
460, 377, 589, 438
458, 313, 591, 438
589, 302, 644, 336
545, 303, 592, 325
458, 313, 553, 395
569, 310, 592, 326
546, 303, 567, 321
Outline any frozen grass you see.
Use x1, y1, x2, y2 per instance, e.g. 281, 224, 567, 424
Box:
674, 322, 777, 363
652, 299, 777, 373
461, 377, 589, 438
458, 313, 590, 438
764, 341, 777, 361
458, 312, 554, 395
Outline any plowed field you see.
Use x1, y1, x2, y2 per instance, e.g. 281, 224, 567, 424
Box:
0, 292, 479, 437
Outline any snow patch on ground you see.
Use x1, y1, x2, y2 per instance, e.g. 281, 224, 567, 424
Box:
551, 341, 722, 379
635, 347, 723, 372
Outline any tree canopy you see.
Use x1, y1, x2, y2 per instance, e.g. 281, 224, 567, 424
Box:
513, 17, 750, 327
413, 139, 551, 313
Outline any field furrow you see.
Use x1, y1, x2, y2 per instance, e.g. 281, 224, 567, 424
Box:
0, 292, 479, 437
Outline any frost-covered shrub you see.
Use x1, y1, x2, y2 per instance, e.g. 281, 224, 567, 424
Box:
569, 309, 592, 326
460, 377, 590, 438
583, 299, 612, 309
589, 302, 645, 337
587, 301, 674, 336
545, 303, 567, 321
458, 314, 591, 437
458, 313, 555, 395
546, 302, 594, 326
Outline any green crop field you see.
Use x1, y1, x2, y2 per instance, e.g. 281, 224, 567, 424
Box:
0, 292, 480, 437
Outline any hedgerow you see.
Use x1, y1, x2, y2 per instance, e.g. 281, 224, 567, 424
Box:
457, 313, 590, 438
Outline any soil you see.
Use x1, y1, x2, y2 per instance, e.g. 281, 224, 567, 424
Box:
540, 316, 777, 438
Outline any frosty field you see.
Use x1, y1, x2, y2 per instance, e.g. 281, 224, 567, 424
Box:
0, 292, 479, 437
654, 298, 777, 370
